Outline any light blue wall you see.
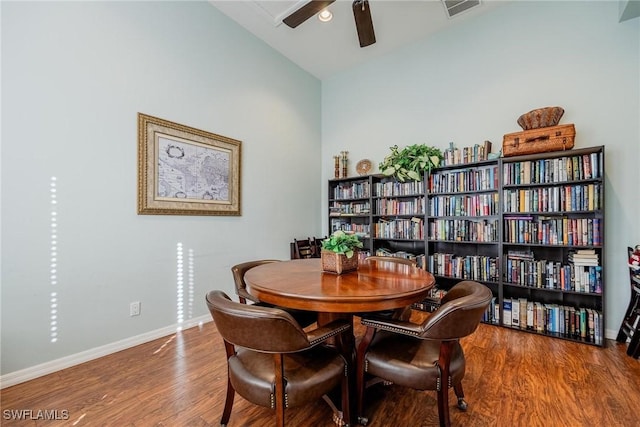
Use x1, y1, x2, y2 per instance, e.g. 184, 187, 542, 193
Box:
322, 1, 640, 336
2, 0, 638, 381
1, 1, 322, 375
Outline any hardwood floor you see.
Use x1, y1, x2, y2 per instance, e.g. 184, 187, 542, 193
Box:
2, 316, 639, 426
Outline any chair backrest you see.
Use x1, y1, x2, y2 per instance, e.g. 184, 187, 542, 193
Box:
629, 246, 636, 283
364, 256, 416, 266
231, 260, 280, 304
310, 236, 326, 258
292, 238, 314, 259
418, 281, 492, 340
206, 290, 313, 353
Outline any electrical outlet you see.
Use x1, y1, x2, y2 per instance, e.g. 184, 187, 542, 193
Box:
130, 301, 141, 317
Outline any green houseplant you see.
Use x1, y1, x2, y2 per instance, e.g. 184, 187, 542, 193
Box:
321, 230, 364, 274
379, 144, 444, 182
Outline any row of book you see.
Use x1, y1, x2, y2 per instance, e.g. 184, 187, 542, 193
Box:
333, 181, 370, 200
412, 286, 449, 312
427, 252, 500, 282
374, 248, 426, 268
504, 257, 603, 294
429, 218, 499, 243
374, 197, 425, 216
502, 152, 602, 186
502, 183, 602, 213
413, 286, 501, 325
428, 193, 499, 217
428, 165, 499, 194
441, 141, 493, 166
483, 297, 501, 324
502, 297, 603, 344
373, 180, 424, 197
503, 216, 602, 246
330, 220, 370, 236
568, 249, 599, 266
329, 201, 370, 215
373, 217, 424, 240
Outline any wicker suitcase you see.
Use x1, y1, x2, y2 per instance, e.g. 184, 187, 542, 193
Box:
503, 124, 575, 157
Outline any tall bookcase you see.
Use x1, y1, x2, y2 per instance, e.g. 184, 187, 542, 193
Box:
426, 159, 501, 324
328, 176, 373, 260
371, 176, 427, 266
500, 146, 604, 346
326, 145, 605, 346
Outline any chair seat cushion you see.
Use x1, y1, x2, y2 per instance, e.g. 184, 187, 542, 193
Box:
364, 330, 465, 390
229, 346, 345, 408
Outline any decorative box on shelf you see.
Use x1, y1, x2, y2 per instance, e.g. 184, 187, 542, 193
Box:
321, 250, 359, 274
502, 123, 575, 157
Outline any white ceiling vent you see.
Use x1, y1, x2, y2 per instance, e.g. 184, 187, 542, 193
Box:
442, 0, 481, 19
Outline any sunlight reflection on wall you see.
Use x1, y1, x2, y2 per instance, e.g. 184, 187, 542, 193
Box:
176, 243, 184, 329
176, 243, 196, 331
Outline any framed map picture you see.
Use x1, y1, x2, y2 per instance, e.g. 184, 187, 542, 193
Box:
137, 113, 241, 216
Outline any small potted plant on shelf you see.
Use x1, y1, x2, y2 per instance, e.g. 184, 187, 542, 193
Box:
321, 230, 364, 274
379, 143, 444, 182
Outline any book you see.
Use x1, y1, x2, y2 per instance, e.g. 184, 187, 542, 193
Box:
511, 298, 520, 327
519, 298, 528, 330
526, 301, 534, 330
535, 302, 545, 332
582, 154, 592, 179
503, 298, 512, 326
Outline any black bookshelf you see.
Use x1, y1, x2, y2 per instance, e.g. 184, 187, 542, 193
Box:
326, 146, 605, 346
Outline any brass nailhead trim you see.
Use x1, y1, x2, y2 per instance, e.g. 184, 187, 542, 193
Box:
309, 324, 351, 346
360, 321, 420, 337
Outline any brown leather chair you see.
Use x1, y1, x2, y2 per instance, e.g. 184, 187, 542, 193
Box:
206, 290, 352, 427
231, 260, 317, 327
356, 280, 492, 427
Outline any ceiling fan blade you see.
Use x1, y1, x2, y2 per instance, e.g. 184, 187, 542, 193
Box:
352, 0, 376, 47
283, 0, 336, 28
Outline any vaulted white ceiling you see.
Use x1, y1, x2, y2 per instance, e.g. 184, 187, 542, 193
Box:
210, 0, 509, 80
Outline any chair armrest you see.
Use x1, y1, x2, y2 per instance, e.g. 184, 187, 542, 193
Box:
306, 319, 352, 346
359, 316, 423, 337
238, 288, 260, 304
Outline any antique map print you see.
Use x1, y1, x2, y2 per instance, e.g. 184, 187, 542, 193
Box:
156, 135, 230, 203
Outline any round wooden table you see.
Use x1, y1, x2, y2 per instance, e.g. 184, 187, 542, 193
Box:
244, 257, 435, 318
245, 257, 435, 426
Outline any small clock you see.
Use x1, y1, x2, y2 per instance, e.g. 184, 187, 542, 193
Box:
356, 159, 372, 176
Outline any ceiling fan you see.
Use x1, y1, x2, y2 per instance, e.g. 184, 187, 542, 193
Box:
283, 0, 376, 48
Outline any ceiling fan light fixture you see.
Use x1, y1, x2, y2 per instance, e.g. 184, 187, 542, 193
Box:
318, 9, 333, 23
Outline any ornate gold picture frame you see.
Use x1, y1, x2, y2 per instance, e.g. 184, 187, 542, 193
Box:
137, 113, 241, 216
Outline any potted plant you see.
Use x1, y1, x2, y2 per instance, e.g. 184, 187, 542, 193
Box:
379, 144, 444, 182
320, 230, 364, 274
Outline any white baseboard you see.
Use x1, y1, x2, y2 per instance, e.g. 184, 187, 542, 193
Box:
0, 318, 620, 389
0, 315, 212, 389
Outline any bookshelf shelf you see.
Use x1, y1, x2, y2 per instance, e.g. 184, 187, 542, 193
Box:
326, 146, 605, 345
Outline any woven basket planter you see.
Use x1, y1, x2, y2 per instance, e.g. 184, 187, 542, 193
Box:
321, 250, 358, 274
